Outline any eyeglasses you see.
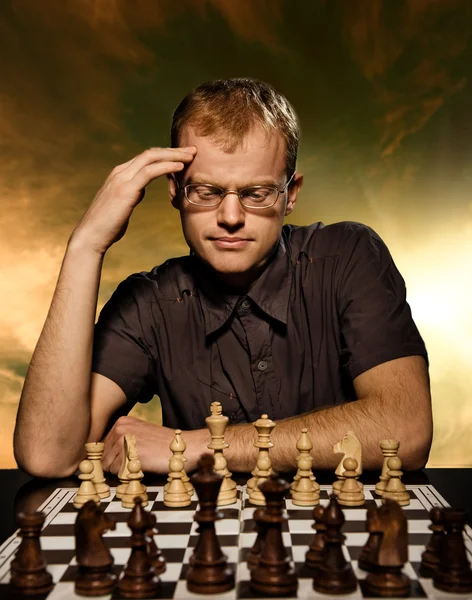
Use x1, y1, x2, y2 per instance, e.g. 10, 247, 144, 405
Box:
176, 172, 296, 209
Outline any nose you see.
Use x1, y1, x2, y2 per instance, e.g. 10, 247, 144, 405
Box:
216, 191, 245, 229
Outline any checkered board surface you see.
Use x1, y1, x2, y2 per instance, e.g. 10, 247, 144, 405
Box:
0, 484, 471, 599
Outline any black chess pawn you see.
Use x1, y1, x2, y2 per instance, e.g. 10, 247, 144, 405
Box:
118, 497, 160, 598
247, 506, 267, 570
186, 454, 234, 594
250, 473, 298, 597
10, 511, 54, 596
75, 500, 117, 596
305, 504, 326, 570
433, 507, 472, 594
419, 506, 445, 578
312, 494, 357, 595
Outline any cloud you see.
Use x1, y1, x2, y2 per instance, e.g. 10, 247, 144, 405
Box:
0, 368, 24, 405
340, 0, 471, 156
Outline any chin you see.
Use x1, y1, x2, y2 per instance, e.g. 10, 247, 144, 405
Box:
199, 250, 258, 276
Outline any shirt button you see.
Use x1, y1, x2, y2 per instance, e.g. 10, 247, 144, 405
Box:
257, 360, 268, 371
241, 300, 250, 309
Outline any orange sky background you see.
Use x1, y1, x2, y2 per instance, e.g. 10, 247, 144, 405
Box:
1, 0, 471, 468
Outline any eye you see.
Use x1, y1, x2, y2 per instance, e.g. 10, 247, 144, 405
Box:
193, 185, 221, 199
242, 187, 272, 201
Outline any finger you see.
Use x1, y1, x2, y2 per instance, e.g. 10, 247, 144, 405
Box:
102, 435, 123, 472
130, 161, 189, 191
113, 146, 197, 176
120, 147, 197, 180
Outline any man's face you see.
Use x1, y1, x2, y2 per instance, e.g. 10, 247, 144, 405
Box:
169, 125, 303, 288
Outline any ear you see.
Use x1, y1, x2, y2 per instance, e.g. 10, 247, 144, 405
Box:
285, 172, 303, 216
167, 174, 180, 210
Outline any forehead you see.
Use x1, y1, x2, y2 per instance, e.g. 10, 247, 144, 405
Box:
179, 125, 287, 185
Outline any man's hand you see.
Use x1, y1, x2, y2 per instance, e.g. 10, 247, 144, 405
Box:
101, 416, 211, 475
102, 416, 176, 474
69, 146, 197, 257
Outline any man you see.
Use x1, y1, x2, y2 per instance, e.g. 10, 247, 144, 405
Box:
14, 78, 432, 479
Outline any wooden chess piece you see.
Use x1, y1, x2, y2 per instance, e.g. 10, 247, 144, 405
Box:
364, 499, 410, 597
246, 414, 275, 493
375, 439, 399, 496
85, 441, 110, 499
145, 512, 166, 576
337, 457, 364, 506
382, 456, 410, 506
332, 431, 362, 496
313, 494, 357, 595
247, 507, 267, 569
206, 402, 238, 506
186, 454, 234, 594
121, 458, 148, 509
164, 453, 192, 507
420, 506, 445, 578
305, 504, 326, 570
358, 504, 383, 572
116, 434, 143, 499
433, 507, 472, 593
248, 414, 276, 505
73, 460, 100, 509
164, 430, 194, 496
332, 472, 345, 497
75, 500, 117, 596
291, 453, 320, 506
291, 428, 319, 493
9, 511, 54, 596
118, 498, 160, 598
250, 473, 298, 597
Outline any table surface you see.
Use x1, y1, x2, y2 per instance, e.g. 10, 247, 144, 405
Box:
1, 467, 471, 546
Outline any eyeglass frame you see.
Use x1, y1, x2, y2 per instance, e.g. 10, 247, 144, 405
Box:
173, 171, 296, 209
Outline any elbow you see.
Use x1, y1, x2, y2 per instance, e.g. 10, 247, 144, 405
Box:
14, 436, 79, 480
401, 418, 433, 471
15, 453, 79, 479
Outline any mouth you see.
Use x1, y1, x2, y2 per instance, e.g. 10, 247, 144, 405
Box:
210, 237, 251, 249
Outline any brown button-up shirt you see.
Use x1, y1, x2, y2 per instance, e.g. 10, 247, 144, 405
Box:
92, 222, 427, 429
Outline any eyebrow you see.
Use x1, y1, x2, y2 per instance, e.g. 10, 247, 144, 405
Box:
185, 174, 280, 188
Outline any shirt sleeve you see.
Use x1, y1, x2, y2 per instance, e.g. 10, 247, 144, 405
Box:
337, 223, 428, 380
92, 274, 156, 404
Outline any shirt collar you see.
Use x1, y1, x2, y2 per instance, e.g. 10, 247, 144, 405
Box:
193, 231, 292, 336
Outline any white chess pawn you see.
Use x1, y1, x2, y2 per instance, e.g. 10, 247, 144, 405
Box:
382, 456, 410, 506
164, 455, 192, 508
116, 435, 142, 499
332, 473, 346, 496
121, 459, 148, 509
337, 458, 365, 507
73, 460, 100, 509
291, 454, 320, 506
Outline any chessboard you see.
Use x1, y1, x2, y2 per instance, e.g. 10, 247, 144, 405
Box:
0, 483, 471, 599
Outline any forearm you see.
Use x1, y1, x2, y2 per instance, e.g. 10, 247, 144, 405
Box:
14, 240, 104, 477
224, 397, 431, 473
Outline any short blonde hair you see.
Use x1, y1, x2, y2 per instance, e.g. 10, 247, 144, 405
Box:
171, 78, 299, 177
